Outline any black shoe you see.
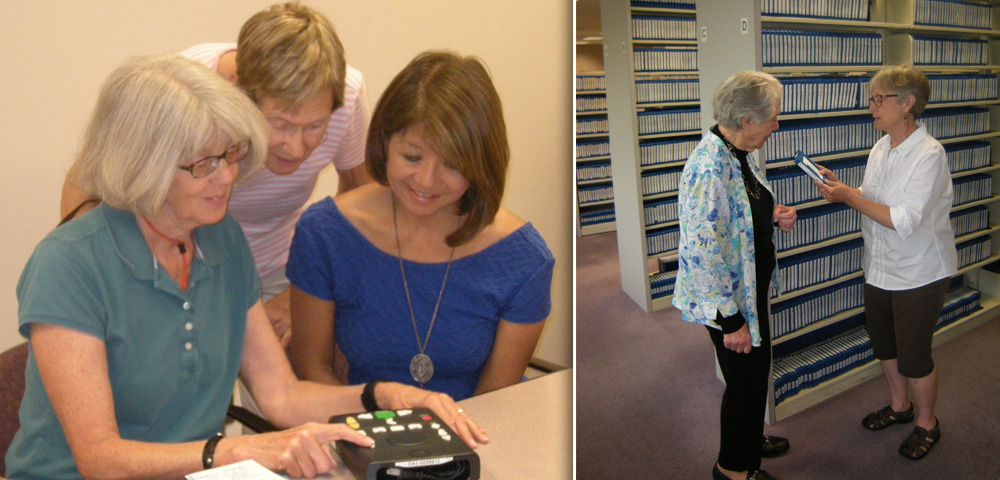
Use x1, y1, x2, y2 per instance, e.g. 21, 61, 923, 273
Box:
899, 418, 940, 460
862, 402, 914, 431
761, 435, 790, 458
713, 463, 778, 480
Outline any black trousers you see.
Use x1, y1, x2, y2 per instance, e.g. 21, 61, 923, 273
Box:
707, 267, 773, 472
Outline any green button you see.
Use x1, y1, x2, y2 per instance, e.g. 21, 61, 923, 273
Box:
374, 410, 396, 419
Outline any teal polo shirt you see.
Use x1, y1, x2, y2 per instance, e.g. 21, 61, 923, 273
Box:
6, 205, 260, 479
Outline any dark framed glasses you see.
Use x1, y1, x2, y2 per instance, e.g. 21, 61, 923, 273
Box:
868, 94, 899, 107
178, 141, 250, 178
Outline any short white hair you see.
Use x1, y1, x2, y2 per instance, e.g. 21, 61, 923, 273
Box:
713, 70, 782, 131
74, 54, 269, 217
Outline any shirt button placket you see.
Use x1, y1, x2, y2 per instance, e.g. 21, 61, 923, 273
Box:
181, 300, 196, 365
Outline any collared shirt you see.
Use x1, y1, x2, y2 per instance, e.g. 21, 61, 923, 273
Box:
6, 205, 259, 479
860, 123, 957, 290
672, 130, 781, 347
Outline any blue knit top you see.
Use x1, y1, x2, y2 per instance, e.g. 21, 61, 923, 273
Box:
287, 198, 554, 400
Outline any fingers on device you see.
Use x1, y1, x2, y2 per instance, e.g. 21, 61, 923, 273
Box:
795, 150, 826, 184
330, 408, 480, 480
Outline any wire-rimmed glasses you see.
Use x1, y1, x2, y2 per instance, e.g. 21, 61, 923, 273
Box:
178, 141, 250, 178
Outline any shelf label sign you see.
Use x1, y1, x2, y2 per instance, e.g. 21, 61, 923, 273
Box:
740, 17, 749, 35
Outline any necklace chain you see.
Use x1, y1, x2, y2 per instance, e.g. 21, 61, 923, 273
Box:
721, 134, 762, 200
392, 196, 456, 387
141, 217, 192, 291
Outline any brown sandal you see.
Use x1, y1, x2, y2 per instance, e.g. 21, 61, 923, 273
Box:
862, 402, 914, 431
899, 418, 940, 460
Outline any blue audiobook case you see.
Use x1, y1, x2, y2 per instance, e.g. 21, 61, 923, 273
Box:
795, 150, 825, 184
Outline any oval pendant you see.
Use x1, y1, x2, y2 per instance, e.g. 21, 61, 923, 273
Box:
409, 353, 434, 384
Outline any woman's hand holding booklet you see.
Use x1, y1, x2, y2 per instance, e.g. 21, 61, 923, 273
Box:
795, 150, 826, 184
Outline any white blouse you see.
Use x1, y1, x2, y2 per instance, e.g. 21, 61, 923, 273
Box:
859, 123, 957, 290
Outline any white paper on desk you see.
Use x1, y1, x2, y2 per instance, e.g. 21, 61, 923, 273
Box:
185, 459, 285, 480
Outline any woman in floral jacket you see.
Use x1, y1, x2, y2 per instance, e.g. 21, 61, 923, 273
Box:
672, 70, 797, 480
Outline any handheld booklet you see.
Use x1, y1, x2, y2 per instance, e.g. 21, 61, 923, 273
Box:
795, 150, 825, 184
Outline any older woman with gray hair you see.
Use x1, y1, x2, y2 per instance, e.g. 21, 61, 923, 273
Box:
5, 54, 484, 480
815, 65, 955, 461
673, 70, 797, 480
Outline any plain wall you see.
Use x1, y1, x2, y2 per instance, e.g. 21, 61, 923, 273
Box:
0, 1, 573, 368
576, 44, 605, 72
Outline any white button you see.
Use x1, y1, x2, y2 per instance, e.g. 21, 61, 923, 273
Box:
441, 435, 451, 442
185, 342, 193, 351
358, 413, 374, 420
408, 424, 422, 430
390, 426, 405, 432
431, 423, 441, 429
373, 427, 387, 433
185, 323, 193, 331
438, 428, 448, 436
397, 409, 412, 416
386, 418, 397, 425
183, 302, 191, 310
358, 430, 367, 436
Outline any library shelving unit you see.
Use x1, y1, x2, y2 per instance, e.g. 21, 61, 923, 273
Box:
696, 0, 1000, 423
576, 72, 617, 236
599, 0, 699, 311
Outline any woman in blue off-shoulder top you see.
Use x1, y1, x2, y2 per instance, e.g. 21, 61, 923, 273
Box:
287, 51, 555, 403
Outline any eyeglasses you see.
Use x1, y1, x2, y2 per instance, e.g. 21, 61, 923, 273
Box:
269, 118, 329, 146
868, 94, 899, 107
178, 141, 250, 178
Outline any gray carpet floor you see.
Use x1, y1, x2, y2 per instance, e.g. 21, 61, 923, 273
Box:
576, 231, 1000, 480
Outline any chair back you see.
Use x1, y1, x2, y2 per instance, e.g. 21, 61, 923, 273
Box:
0, 342, 28, 476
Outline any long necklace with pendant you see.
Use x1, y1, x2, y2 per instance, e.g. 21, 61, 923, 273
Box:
393, 197, 456, 387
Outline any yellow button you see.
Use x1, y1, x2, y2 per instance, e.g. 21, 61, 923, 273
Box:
346, 417, 360, 429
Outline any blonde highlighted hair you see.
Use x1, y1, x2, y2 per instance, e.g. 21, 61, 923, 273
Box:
366, 51, 509, 247
73, 54, 269, 217
236, 2, 346, 111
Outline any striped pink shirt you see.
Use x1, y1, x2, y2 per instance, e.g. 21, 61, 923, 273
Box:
180, 43, 370, 277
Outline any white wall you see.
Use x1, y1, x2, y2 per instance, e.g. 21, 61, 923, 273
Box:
0, 1, 573, 368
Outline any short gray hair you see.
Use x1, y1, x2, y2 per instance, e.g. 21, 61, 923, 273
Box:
870, 65, 930, 118
74, 54, 269, 217
712, 70, 782, 131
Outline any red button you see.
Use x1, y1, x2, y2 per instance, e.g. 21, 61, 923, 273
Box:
421, 415, 432, 421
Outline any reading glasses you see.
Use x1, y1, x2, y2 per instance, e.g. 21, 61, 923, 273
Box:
178, 141, 250, 178
868, 94, 898, 107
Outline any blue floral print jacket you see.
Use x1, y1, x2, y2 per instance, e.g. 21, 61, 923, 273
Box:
671, 131, 780, 347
